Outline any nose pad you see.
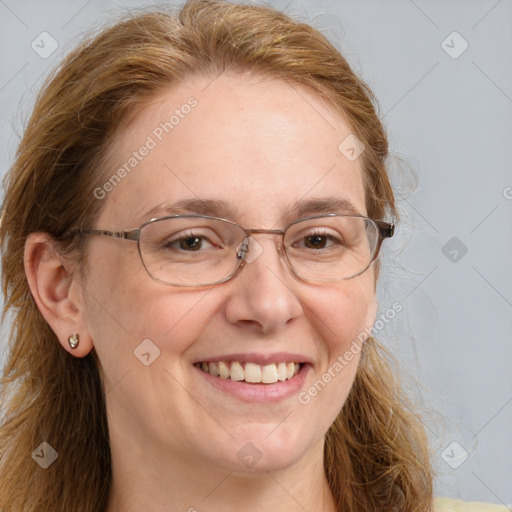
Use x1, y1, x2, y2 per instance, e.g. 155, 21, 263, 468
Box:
236, 239, 248, 260
235, 237, 265, 264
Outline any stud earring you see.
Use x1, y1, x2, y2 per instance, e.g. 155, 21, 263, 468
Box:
68, 333, 79, 349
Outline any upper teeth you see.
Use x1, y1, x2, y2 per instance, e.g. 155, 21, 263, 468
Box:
197, 361, 301, 384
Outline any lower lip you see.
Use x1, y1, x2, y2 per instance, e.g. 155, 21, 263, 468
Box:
193, 364, 311, 403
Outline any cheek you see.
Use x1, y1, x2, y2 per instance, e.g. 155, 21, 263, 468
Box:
296, 277, 376, 427
86, 279, 217, 348
290, 278, 376, 445
82, 246, 220, 380
307, 274, 377, 358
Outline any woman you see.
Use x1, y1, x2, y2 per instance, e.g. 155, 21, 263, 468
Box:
0, 1, 507, 510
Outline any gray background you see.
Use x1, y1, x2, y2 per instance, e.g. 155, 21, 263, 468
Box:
0, 0, 511, 506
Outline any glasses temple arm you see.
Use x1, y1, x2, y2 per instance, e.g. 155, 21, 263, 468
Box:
76, 228, 140, 241
374, 220, 395, 239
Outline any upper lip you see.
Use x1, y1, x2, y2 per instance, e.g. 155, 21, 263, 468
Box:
193, 352, 312, 366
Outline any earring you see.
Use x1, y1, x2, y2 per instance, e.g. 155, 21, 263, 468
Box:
68, 333, 79, 349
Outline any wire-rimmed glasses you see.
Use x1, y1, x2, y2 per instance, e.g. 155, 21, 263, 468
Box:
75, 214, 395, 286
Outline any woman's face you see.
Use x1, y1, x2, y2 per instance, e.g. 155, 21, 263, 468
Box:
81, 73, 377, 474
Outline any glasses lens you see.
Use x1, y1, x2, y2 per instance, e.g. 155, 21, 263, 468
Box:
139, 217, 245, 286
284, 216, 379, 280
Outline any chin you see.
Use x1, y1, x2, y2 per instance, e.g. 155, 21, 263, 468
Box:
213, 424, 316, 475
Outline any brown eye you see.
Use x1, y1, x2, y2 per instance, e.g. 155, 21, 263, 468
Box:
304, 235, 328, 249
178, 236, 203, 251
295, 232, 341, 250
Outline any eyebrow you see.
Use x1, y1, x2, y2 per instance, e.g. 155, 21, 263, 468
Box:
289, 197, 362, 217
141, 198, 235, 220
139, 196, 363, 223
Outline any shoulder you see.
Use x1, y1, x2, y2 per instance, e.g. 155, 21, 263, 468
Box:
435, 497, 511, 512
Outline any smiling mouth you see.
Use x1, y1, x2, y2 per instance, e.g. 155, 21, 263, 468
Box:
194, 361, 302, 384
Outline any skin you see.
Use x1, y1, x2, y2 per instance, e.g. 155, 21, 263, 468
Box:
25, 73, 378, 512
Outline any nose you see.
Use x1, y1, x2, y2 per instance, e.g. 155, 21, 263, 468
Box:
224, 236, 304, 334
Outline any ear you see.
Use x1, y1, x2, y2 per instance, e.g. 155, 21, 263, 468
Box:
24, 232, 94, 358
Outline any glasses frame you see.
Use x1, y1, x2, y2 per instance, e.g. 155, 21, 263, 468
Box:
75, 213, 395, 287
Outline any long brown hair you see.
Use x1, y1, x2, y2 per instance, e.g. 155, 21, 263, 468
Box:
0, 1, 433, 510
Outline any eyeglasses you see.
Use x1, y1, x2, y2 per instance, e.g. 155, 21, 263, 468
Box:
75, 214, 394, 287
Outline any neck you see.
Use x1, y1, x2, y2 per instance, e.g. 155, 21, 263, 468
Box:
105, 431, 337, 512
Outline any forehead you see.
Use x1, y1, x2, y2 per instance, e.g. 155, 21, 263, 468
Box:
98, 73, 367, 228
